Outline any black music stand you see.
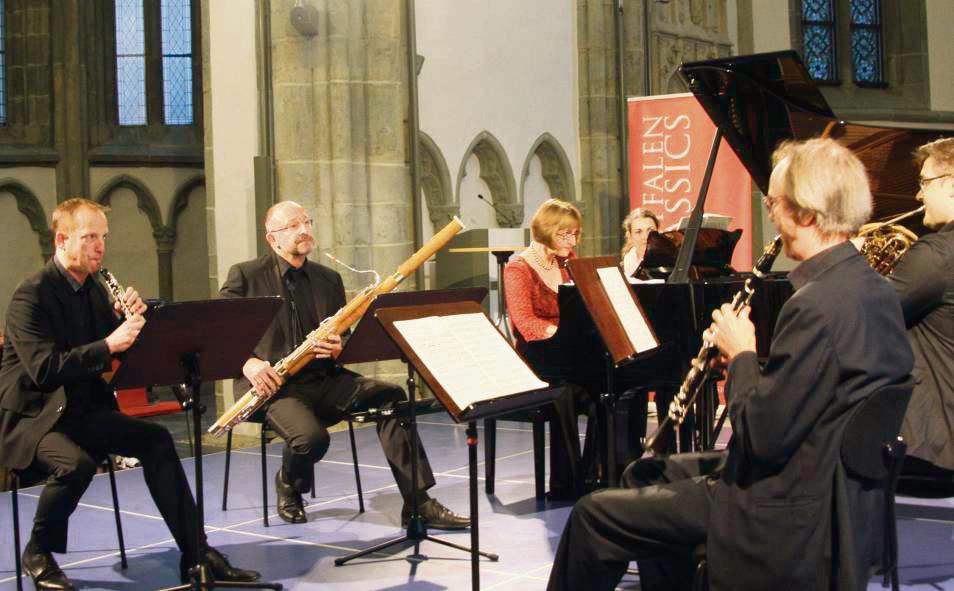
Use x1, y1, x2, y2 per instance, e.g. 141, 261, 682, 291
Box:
110, 297, 284, 591
341, 300, 561, 591
334, 292, 521, 591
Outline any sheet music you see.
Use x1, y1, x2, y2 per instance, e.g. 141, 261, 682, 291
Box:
392, 313, 549, 410
596, 267, 659, 353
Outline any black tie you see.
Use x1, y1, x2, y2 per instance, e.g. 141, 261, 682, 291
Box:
284, 270, 306, 345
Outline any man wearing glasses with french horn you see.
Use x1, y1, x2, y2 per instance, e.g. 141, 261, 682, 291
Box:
890, 138, 954, 479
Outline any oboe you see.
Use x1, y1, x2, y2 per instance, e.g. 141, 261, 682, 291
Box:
642, 235, 783, 456
98, 268, 141, 383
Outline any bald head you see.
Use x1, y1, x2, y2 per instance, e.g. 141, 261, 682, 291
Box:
264, 201, 315, 266
265, 201, 307, 232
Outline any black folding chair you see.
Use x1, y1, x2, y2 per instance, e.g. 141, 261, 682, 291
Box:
840, 377, 915, 591
10, 458, 128, 591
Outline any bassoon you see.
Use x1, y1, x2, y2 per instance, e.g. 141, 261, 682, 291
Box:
208, 216, 465, 437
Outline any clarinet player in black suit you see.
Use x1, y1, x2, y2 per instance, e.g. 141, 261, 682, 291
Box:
546, 138, 914, 591
0, 198, 259, 590
218, 200, 469, 529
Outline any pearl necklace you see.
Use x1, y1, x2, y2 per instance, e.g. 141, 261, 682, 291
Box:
528, 242, 555, 271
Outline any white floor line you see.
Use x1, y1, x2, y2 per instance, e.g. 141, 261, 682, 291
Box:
216, 482, 401, 532
482, 561, 554, 589
415, 420, 535, 433
17, 492, 168, 522
231, 448, 394, 472
0, 533, 193, 585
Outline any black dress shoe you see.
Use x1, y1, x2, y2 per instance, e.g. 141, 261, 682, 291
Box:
275, 468, 307, 524
22, 543, 75, 591
179, 547, 261, 583
402, 498, 471, 530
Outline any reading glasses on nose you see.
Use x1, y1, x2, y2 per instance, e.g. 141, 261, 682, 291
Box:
267, 218, 313, 234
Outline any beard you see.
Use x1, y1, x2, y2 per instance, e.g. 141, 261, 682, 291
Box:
289, 236, 314, 256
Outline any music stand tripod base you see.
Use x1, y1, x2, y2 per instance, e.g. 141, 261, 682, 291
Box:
333, 359, 499, 568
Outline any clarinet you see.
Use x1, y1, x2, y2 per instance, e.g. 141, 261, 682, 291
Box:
642, 235, 783, 456
99, 268, 136, 318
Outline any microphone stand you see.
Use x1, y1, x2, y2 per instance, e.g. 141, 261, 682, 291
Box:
477, 194, 519, 227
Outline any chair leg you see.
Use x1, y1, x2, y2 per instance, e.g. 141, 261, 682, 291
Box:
221, 430, 232, 511
12, 472, 23, 591
183, 412, 194, 457
887, 479, 900, 591
310, 465, 316, 499
261, 424, 269, 527
692, 558, 708, 591
106, 459, 128, 569
533, 419, 546, 500
484, 419, 497, 495
348, 420, 365, 513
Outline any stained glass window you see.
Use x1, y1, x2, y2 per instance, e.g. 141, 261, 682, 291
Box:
801, 0, 837, 83
115, 0, 146, 125
850, 0, 884, 85
1, 0, 6, 125
161, 0, 193, 125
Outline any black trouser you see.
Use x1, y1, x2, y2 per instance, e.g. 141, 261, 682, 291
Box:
265, 370, 436, 501
30, 409, 204, 558
546, 451, 724, 591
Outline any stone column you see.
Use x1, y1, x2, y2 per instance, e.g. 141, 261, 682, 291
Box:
52, 0, 89, 199
155, 228, 176, 302
270, 0, 412, 382
576, 0, 647, 255
270, 0, 412, 289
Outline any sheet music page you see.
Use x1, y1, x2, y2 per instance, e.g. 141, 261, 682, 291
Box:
392, 313, 549, 410
596, 267, 659, 353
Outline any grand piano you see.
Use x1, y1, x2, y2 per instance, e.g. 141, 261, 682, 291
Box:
529, 50, 950, 460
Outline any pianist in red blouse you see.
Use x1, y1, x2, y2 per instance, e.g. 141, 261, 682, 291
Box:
504, 198, 588, 499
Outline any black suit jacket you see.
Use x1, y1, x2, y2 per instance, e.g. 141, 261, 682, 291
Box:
218, 252, 346, 395
708, 243, 913, 591
891, 222, 954, 469
0, 260, 118, 470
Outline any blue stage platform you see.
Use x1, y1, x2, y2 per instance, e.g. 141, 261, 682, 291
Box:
2, 414, 954, 590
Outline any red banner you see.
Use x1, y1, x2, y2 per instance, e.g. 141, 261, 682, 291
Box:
627, 93, 752, 270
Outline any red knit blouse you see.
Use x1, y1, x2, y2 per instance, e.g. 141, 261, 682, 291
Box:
503, 255, 572, 352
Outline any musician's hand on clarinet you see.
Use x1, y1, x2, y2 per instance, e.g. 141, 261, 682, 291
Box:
243, 358, 282, 397
105, 315, 145, 354
115, 286, 147, 316
705, 303, 756, 361
312, 334, 343, 359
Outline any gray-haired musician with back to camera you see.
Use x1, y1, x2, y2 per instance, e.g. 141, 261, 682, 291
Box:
218, 200, 469, 529
890, 138, 954, 475
546, 138, 913, 591
0, 198, 259, 590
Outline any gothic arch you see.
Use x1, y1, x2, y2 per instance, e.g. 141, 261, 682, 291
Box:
418, 133, 456, 229
455, 131, 519, 228
94, 174, 164, 235
519, 133, 577, 204
168, 174, 206, 233
0, 180, 54, 259
95, 175, 171, 300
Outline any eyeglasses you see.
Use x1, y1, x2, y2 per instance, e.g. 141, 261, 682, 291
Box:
555, 229, 581, 242
919, 173, 952, 190
267, 218, 313, 234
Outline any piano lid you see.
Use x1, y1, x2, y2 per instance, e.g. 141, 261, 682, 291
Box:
678, 50, 953, 224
